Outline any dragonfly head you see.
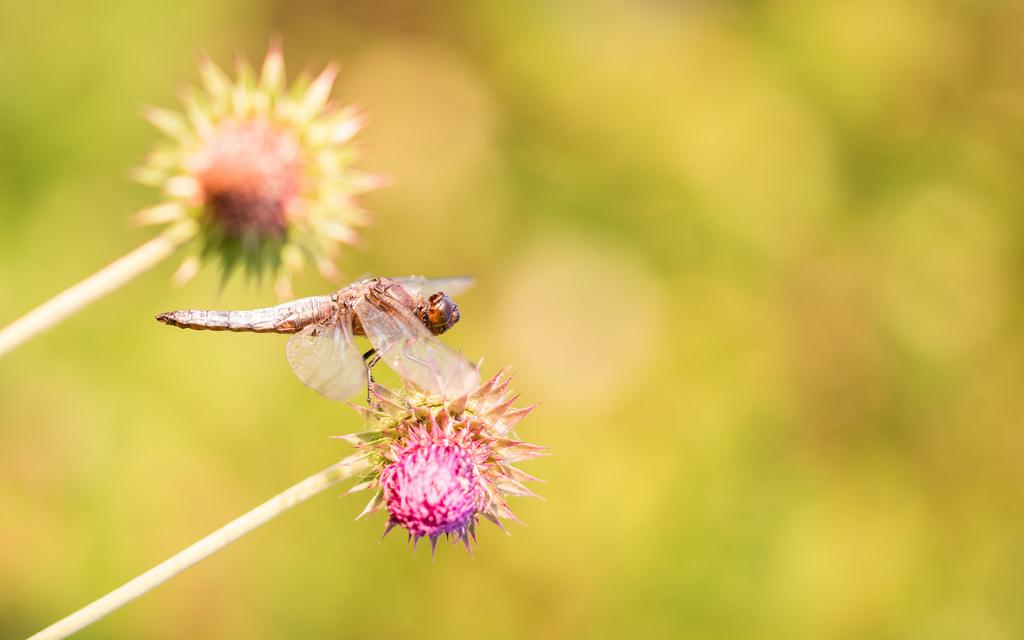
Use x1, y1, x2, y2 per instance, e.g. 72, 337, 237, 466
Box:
425, 292, 460, 335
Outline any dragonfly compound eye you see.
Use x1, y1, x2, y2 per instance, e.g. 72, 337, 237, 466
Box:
426, 293, 459, 335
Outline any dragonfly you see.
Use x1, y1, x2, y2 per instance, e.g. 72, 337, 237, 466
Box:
155, 276, 480, 401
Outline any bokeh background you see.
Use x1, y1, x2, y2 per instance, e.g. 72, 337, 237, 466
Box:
2, 1, 1024, 638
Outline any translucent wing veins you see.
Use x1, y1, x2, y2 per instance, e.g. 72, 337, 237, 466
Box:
353, 294, 480, 397
285, 321, 367, 401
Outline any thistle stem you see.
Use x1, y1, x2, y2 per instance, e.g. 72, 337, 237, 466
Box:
28, 459, 364, 640
0, 228, 190, 358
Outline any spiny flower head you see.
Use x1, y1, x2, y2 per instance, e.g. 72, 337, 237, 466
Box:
133, 44, 384, 298
379, 420, 487, 542
338, 371, 545, 555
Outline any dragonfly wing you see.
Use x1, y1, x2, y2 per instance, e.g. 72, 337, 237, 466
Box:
354, 297, 480, 398
391, 275, 475, 298
285, 322, 367, 401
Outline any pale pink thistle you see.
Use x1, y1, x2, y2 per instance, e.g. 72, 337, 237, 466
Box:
188, 119, 302, 243
132, 44, 383, 294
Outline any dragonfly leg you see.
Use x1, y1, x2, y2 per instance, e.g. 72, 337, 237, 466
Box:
363, 348, 381, 407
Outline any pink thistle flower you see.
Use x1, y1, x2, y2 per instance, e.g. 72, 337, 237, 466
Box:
132, 43, 384, 297
380, 423, 486, 545
339, 371, 545, 555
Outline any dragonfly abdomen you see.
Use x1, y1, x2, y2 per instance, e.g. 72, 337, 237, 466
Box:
156, 296, 333, 333
155, 309, 275, 332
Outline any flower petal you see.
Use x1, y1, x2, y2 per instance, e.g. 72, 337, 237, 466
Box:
293, 64, 340, 124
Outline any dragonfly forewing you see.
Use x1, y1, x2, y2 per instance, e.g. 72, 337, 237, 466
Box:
353, 296, 480, 398
285, 323, 367, 401
392, 275, 475, 298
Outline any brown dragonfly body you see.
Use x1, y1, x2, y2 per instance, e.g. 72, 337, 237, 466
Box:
156, 277, 443, 336
156, 276, 479, 400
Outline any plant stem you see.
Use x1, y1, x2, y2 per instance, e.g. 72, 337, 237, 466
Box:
0, 228, 190, 358
28, 458, 366, 640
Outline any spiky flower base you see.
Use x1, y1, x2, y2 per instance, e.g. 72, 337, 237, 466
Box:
339, 372, 544, 554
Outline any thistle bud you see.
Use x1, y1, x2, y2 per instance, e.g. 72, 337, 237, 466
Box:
133, 44, 384, 295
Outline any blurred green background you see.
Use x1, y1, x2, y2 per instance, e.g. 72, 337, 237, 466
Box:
3, 1, 1024, 638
